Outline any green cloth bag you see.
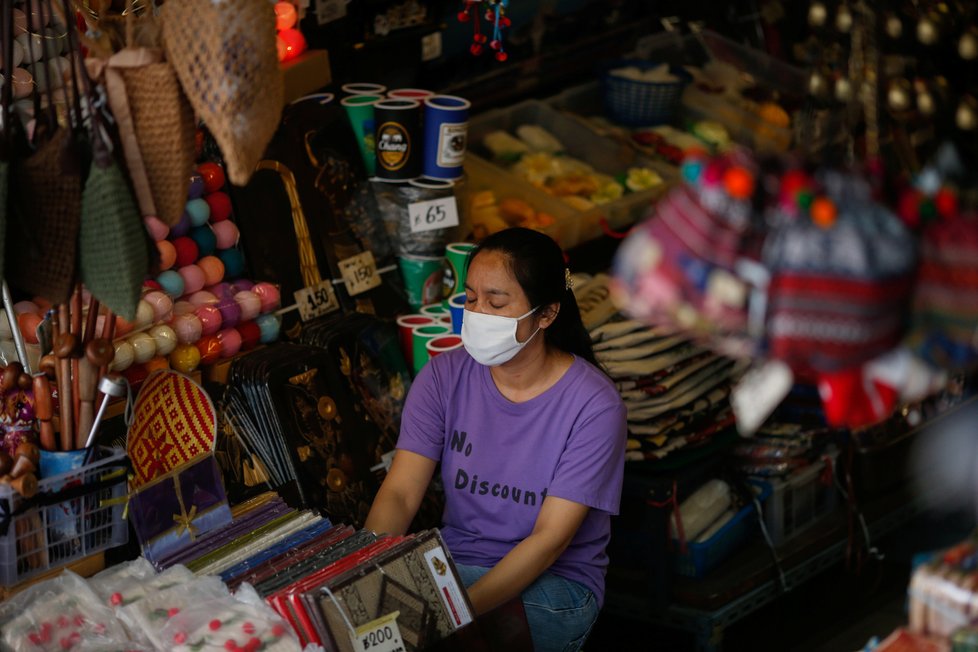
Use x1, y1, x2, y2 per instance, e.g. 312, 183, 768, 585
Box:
79, 137, 150, 321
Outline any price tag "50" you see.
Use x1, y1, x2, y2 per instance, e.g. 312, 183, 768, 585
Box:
408, 196, 459, 234
350, 611, 405, 652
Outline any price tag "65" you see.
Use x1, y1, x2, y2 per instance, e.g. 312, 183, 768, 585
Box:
408, 196, 459, 234
350, 611, 405, 652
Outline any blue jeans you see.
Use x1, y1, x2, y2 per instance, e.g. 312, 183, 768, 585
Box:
455, 563, 599, 652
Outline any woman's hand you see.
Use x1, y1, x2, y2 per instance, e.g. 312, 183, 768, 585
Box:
364, 449, 437, 536
465, 495, 589, 615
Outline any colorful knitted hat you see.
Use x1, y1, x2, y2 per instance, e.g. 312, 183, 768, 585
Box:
612, 148, 767, 359
762, 170, 916, 378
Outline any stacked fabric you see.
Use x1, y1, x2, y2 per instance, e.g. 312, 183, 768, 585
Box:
574, 274, 744, 462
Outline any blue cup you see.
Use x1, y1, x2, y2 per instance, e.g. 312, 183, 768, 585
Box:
422, 95, 470, 180
448, 292, 466, 334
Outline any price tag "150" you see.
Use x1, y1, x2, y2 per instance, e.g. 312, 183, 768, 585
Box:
350, 611, 405, 652
339, 251, 382, 296
294, 280, 340, 321
408, 196, 459, 234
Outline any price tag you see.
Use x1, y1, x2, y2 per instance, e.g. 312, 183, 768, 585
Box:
408, 196, 459, 233
421, 31, 443, 62
339, 251, 382, 296
350, 611, 405, 652
731, 359, 793, 437
294, 280, 340, 321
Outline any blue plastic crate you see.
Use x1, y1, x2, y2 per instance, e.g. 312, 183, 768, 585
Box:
673, 480, 771, 578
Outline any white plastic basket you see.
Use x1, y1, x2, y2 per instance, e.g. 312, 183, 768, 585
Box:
760, 447, 840, 547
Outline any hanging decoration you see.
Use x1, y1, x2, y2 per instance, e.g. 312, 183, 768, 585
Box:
457, 0, 510, 62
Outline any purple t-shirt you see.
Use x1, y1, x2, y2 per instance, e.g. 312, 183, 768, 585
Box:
396, 348, 627, 607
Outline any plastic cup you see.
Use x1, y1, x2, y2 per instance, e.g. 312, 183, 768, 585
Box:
412, 324, 451, 375
426, 334, 462, 359
448, 292, 466, 334
341, 93, 382, 176
396, 314, 434, 370
397, 255, 444, 310
444, 242, 477, 300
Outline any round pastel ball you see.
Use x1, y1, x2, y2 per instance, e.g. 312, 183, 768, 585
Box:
188, 290, 218, 308
190, 226, 217, 257
196, 304, 223, 336
198, 162, 226, 194
157, 240, 177, 271
145, 356, 170, 374
172, 300, 196, 317
237, 320, 261, 351
149, 324, 178, 356
17, 313, 41, 344
196, 335, 222, 365
187, 173, 206, 200
217, 248, 245, 279
128, 332, 157, 364
157, 270, 185, 299
111, 340, 135, 372
256, 313, 282, 343
170, 344, 201, 374
114, 314, 134, 337
207, 282, 233, 300
231, 279, 254, 293
171, 313, 203, 344
216, 327, 242, 358
177, 264, 206, 295
13, 300, 39, 315
205, 191, 233, 223
211, 220, 239, 250
197, 256, 225, 286
216, 295, 241, 329
252, 282, 281, 313
234, 290, 261, 322
170, 210, 192, 238
185, 198, 211, 227
172, 236, 199, 268
32, 296, 52, 314
144, 216, 169, 242
134, 299, 155, 329
143, 291, 174, 322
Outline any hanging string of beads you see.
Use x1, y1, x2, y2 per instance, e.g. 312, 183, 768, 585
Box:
457, 0, 511, 61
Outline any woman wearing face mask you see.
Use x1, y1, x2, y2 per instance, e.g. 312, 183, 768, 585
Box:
365, 227, 627, 652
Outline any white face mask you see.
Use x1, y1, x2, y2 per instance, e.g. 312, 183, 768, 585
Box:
461, 306, 540, 366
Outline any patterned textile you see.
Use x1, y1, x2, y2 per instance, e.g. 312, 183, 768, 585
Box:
127, 371, 217, 489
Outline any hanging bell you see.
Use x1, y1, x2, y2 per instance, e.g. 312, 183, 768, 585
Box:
808, 1, 828, 27
835, 3, 853, 33
808, 69, 829, 99
959, 27, 978, 60
956, 96, 977, 131
887, 78, 912, 112
914, 79, 936, 116
884, 12, 903, 39
834, 75, 853, 103
917, 11, 941, 45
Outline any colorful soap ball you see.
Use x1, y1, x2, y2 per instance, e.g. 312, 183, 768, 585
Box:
172, 236, 199, 268
235, 290, 261, 322
185, 198, 211, 227
188, 173, 205, 199
256, 313, 282, 343
157, 240, 177, 270
143, 291, 174, 322
237, 320, 261, 350
128, 332, 157, 364
252, 282, 281, 313
134, 299, 155, 329
231, 279, 254, 293
196, 335, 222, 364
211, 221, 239, 249
196, 304, 223, 336
197, 256, 225, 286
144, 216, 169, 242
149, 324, 179, 356
216, 327, 243, 358
198, 162, 226, 194
170, 210, 192, 238
170, 343, 201, 374
190, 226, 217, 257
157, 270, 185, 299
172, 300, 196, 316
145, 356, 170, 374
178, 264, 206, 295
171, 313, 203, 344
205, 191, 233, 223
188, 290, 218, 307
111, 339, 135, 372
215, 294, 241, 329
217, 247, 245, 278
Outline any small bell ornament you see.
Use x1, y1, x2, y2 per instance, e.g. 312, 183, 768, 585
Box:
808, 1, 828, 27
959, 27, 978, 60
956, 96, 977, 131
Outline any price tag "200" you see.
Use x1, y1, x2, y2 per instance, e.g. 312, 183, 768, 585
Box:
350, 611, 405, 652
408, 196, 459, 233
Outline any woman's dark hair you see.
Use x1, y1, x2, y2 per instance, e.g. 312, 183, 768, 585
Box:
467, 227, 598, 366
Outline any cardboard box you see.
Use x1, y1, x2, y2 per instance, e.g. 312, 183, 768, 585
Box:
281, 49, 332, 104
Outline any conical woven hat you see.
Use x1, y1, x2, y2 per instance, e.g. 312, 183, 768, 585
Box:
161, 0, 283, 185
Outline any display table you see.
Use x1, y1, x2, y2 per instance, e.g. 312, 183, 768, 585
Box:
605, 489, 923, 651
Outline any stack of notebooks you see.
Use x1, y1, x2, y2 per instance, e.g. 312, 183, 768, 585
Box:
144, 491, 473, 651
574, 274, 744, 462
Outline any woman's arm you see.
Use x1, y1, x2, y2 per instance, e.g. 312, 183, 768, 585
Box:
364, 449, 438, 536
465, 495, 589, 615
